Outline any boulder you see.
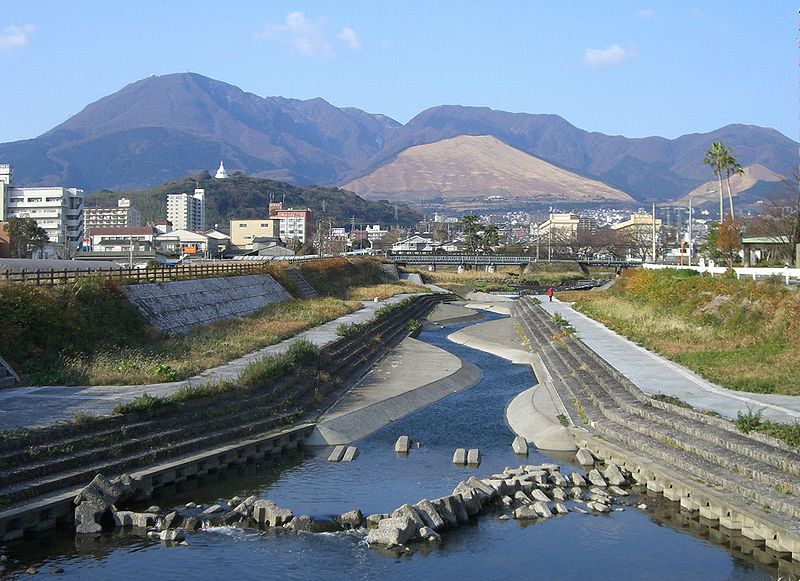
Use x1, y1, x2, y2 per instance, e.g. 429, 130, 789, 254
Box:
162, 511, 182, 530
587, 501, 610, 513
554, 502, 569, 515
533, 501, 553, 518
552, 488, 566, 501
74, 474, 122, 507
512, 436, 528, 455
110, 474, 137, 503
609, 485, 629, 497
184, 517, 201, 532
568, 472, 586, 487
500, 495, 514, 507
513, 491, 531, 505
394, 435, 411, 453
530, 489, 550, 503
391, 505, 425, 535
145, 506, 161, 514
449, 495, 469, 524
602, 463, 628, 487
454, 489, 481, 516
550, 472, 568, 487
576, 448, 596, 466
418, 526, 441, 543
328, 445, 347, 463
452, 448, 467, 465
430, 497, 458, 528
414, 500, 445, 531
587, 469, 608, 487
252, 500, 293, 526
339, 509, 364, 530
366, 513, 389, 529
74, 500, 107, 534
467, 477, 497, 500
570, 487, 584, 499
365, 516, 415, 546
512, 505, 539, 520
284, 515, 314, 532
342, 446, 359, 462
159, 529, 185, 543
466, 449, 481, 466
227, 496, 242, 508
202, 505, 223, 515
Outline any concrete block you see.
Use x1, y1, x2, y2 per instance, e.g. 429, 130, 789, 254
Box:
394, 435, 411, 453
512, 436, 528, 455
576, 447, 595, 466
452, 448, 467, 465
342, 446, 359, 462
466, 448, 481, 466
328, 445, 347, 463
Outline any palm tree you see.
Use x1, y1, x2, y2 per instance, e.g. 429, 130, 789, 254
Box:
722, 151, 744, 222
702, 142, 728, 221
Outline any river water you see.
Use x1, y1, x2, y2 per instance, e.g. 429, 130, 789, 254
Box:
2, 313, 781, 579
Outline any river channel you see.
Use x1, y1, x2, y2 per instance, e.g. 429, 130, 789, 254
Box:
2, 312, 780, 579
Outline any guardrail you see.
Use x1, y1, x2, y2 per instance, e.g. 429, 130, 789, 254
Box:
643, 263, 800, 283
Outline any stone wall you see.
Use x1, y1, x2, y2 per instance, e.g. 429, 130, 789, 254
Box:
124, 275, 291, 335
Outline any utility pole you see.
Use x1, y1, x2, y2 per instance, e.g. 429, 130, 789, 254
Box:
651, 202, 657, 263
688, 195, 693, 266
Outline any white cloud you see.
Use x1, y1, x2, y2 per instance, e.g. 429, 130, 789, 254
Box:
337, 27, 362, 51
583, 44, 632, 69
0, 24, 35, 50
255, 11, 334, 58
635, 9, 655, 19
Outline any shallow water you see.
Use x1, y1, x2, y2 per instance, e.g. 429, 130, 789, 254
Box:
2, 313, 782, 579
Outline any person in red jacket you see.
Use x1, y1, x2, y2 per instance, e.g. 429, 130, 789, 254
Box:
547, 287, 554, 302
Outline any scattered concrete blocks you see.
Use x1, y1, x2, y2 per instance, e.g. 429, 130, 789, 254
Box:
452, 448, 467, 465
342, 446, 359, 462
576, 447, 595, 466
512, 436, 528, 455
328, 445, 347, 463
395, 436, 411, 453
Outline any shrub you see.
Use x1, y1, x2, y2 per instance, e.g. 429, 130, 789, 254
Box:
336, 322, 362, 337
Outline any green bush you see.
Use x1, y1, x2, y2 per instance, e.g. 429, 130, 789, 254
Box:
336, 322, 363, 337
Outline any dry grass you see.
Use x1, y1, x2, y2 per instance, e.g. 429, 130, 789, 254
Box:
343, 281, 428, 300
43, 298, 359, 386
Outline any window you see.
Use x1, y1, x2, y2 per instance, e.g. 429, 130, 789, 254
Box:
260, 223, 269, 228
239, 223, 247, 228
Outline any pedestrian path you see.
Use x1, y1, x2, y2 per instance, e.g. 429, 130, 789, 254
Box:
0, 293, 428, 432
536, 297, 800, 424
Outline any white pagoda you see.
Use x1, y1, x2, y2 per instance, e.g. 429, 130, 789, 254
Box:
214, 161, 228, 179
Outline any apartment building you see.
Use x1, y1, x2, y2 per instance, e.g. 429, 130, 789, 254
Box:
85, 198, 141, 233
167, 189, 205, 231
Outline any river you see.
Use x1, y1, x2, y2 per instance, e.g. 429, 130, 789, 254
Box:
1, 312, 778, 579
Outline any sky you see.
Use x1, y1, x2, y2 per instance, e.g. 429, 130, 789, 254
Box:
0, 1, 798, 143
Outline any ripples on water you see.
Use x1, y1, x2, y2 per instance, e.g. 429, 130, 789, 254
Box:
3, 313, 778, 579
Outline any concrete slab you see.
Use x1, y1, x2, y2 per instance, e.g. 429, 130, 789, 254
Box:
447, 317, 530, 364
535, 297, 800, 424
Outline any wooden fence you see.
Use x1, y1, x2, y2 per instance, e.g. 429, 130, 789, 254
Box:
0, 259, 318, 287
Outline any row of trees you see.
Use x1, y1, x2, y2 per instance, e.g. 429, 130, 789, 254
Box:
702, 141, 743, 222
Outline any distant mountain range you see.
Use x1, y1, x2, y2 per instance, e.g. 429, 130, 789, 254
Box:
0, 72, 796, 206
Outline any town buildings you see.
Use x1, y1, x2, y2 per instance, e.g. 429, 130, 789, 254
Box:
84, 198, 141, 233
230, 218, 281, 248
167, 189, 205, 231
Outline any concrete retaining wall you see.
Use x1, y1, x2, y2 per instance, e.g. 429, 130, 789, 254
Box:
124, 275, 291, 334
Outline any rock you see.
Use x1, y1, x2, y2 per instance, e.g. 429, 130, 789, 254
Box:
162, 511, 182, 530
452, 448, 467, 465
159, 529, 185, 543
573, 507, 588, 514
602, 463, 628, 487
202, 505, 223, 515
466, 477, 497, 500
252, 500, 293, 526
513, 491, 531, 505
74, 474, 122, 507
541, 463, 560, 472
455, 489, 482, 516
587, 469, 608, 487
342, 446, 359, 462
75, 521, 103, 534
228, 496, 242, 508
552, 488, 566, 501
414, 500, 445, 531
391, 504, 425, 535
512, 505, 538, 519
570, 487, 584, 499
365, 516, 415, 546
339, 509, 364, 530
394, 435, 411, 453
554, 502, 569, 515
26, 567, 38, 575
466, 449, 481, 466
512, 436, 528, 455
637, 503, 647, 510
530, 489, 550, 503
430, 497, 459, 528
499, 514, 510, 521
609, 485, 629, 497
110, 474, 137, 503
550, 472, 568, 487
533, 501, 553, 518
184, 517, 201, 532
587, 501, 610, 513
366, 513, 389, 529
74, 500, 107, 534
419, 526, 441, 543
568, 472, 586, 487
576, 447, 595, 466
284, 515, 314, 532
132, 513, 158, 528
145, 506, 161, 514
185, 502, 197, 509
51, 566, 64, 574
328, 445, 347, 463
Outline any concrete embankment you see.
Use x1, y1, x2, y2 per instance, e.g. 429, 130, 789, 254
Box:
308, 338, 481, 445
444, 307, 575, 452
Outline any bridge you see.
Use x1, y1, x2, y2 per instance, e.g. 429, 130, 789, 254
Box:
388, 253, 639, 271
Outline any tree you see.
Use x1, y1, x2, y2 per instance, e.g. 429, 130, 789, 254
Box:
459, 215, 482, 252
702, 141, 729, 221
5, 216, 49, 258
480, 224, 500, 253
716, 216, 741, 266
722, 149, 743, 221
745, 174, 800, 266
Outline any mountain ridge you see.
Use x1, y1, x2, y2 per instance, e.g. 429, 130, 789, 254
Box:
0, 72, 795, 204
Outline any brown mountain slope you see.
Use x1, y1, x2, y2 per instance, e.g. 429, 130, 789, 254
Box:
672, 164, 785, 207
343, 134, 635, 204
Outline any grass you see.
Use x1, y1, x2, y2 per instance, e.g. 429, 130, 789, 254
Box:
652, 394, 693, 409
342, 281, 427, 301
568, 269, 800, 396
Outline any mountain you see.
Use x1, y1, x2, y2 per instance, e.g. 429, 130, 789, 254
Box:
344, 135, 635, 204
672, 164, 786, 208
0, 73, 796, 204
87, 173, 420, 228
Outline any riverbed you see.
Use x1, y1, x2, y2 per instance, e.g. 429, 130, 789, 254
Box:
1, 312, 779, 579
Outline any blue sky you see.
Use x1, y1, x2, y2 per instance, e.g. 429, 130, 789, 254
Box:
1, 1, 797, 143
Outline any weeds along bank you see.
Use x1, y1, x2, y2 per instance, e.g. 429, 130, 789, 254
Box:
566, 268, 800, 397
0, 258, 417, 386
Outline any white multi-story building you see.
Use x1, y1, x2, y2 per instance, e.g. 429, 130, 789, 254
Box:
0, 163, 84, 252
167, 189, 205, 231
85, 198, 141, 233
